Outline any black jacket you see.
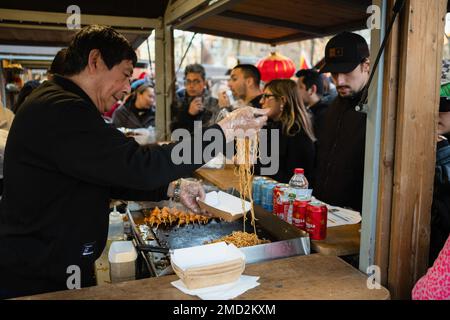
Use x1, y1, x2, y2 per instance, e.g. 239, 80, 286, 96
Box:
0, 75, 224, 298
255, 121, 315, 184
112, 98, 155, 129
308, 99, 329, 135
248, 94, 263, 109
429, 139, 450, 264
313, 92, 366, 211
170, 90, 220, 133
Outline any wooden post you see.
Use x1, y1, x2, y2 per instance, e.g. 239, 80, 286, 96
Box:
375, 0, 400, 287
155, 19, 175, 141
386, 0, 446, 299
164, 24, 175, 139
155, 20, 166, 141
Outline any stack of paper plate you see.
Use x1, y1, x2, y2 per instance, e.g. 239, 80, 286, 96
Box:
171, 242, 246, 289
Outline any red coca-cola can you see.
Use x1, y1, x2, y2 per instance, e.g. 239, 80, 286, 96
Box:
293, 196, 310, 230
272, 184, 282, 215
305, 201, 328, 240
273, 184, 289, 220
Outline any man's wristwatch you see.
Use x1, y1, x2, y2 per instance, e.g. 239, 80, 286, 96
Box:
173, 179, 182, 202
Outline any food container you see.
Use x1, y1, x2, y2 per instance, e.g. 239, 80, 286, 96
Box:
108, 241, 137, 283
170, 242, 245, 289
198, 191, 251, 222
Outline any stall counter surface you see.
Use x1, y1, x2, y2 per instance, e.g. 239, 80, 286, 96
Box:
17, 254, 389, 300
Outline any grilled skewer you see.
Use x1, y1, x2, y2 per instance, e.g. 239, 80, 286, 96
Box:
144, 206, 210, 227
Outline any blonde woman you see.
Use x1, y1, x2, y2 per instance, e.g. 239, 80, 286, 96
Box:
257, 79, 316, 183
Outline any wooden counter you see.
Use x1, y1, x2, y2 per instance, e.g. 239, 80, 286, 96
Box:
18, 254, 389, 300
195, 167, 361, 257
312, 224, 361, 256
194, 165, 240, 191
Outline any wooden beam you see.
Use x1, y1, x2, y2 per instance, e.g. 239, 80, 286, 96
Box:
164, 24, 175, 140
322, 18, 369, 35
375, 0, 400, 287
188, 26, 271, 43
0, 8, 161, 29
173, 0, 242, 30
155, 20, 175, 141
387, 0, 446, 299
269, 33, 314, 45
269, 19, 368, 45
320, 0, 372, 11
155, 22, 168, 141
359, 0, 387, 273
164, 0, 210, 25
0, 23, 153, 34
219, 10, 325, 36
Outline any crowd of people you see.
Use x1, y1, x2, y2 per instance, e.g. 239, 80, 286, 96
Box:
0, 25, 448, 299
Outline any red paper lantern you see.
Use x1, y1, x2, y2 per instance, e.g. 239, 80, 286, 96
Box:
256, 52, 296, 83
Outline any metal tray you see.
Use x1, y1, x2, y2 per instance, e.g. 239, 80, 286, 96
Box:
127, 199, 310, 277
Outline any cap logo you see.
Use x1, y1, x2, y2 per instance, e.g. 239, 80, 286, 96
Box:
329, 47, 344, 58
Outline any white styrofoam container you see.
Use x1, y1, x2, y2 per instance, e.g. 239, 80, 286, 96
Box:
198, 191, 251, 221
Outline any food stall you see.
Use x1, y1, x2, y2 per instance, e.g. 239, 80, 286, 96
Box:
1, 0, 447, 300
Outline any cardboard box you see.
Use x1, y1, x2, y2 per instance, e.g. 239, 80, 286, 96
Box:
198, 191, 251, 222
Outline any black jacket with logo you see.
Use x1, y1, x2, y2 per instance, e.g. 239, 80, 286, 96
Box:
313, 92, 366, 212
0, 75, 224, 298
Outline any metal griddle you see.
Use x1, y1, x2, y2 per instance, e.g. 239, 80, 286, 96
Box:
127, 198, 310, 278
153, 217, 274, 250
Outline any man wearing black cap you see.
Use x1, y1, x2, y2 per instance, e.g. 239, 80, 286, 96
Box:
313, 32, 370, 212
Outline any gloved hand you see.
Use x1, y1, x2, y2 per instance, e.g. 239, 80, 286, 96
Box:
168, 179, 208, 214
218, 106, 268, 142
133, 128, 153, 145
180, 179, 207, 214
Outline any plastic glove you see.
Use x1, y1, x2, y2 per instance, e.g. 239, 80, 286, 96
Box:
218, 106, 268, 142
133, 128, 153, 145
178, 179, 208, 215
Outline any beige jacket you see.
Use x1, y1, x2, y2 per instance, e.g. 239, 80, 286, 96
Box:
0, 102, 14, 131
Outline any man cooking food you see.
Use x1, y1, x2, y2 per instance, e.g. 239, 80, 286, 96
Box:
0, 25, 267, 299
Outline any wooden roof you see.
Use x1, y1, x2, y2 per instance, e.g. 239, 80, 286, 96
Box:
0, 0, 169, 48
173, 0, 372, 44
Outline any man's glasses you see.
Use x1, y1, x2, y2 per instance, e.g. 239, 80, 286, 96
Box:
184, 79, 202, 85
261, 93, 279, 100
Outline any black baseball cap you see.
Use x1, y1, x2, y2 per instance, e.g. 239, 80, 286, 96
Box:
321, 32, 370, 74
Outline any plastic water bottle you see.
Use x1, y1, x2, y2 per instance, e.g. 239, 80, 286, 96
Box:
286, 169, 309, 224
289, 168, 309, 191
225, 89, 236, 106
108, 206, 124, 241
